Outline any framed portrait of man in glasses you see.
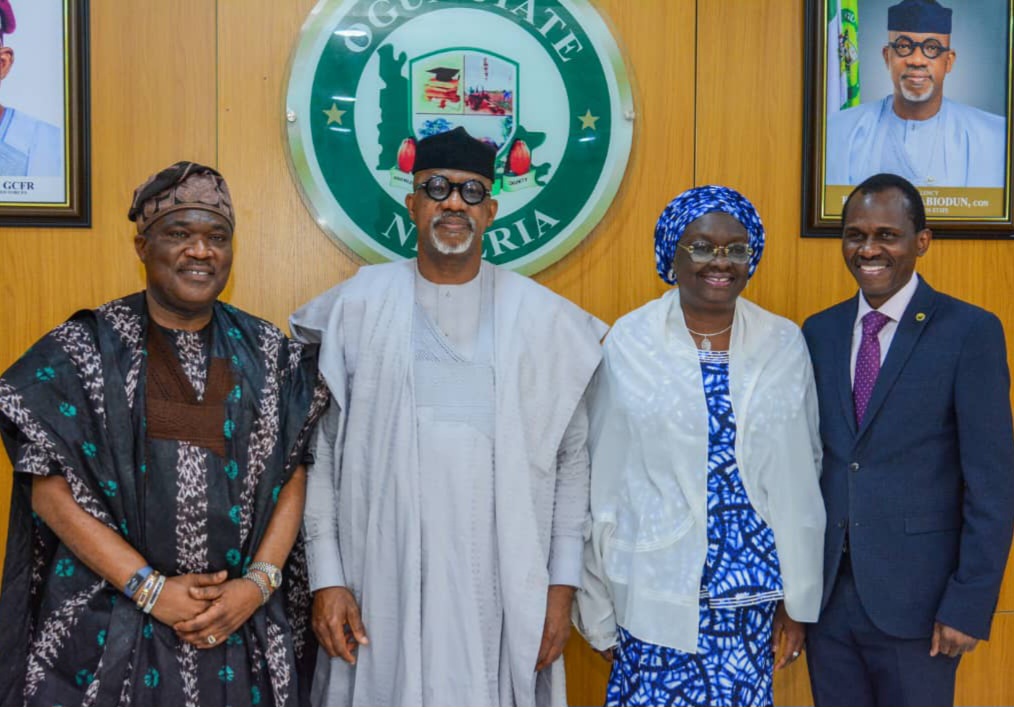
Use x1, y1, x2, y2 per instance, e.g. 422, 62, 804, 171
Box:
802, 0, 1014, 238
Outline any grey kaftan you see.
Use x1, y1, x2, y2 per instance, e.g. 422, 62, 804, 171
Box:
293, 261, 605, 707
415, 267, 508, 704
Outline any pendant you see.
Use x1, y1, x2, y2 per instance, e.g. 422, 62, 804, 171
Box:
700, 336, 712, 351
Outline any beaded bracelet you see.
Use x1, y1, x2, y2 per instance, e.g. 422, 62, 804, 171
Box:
133, 571, 160, 610
124, 566, 153, 599
142, 574, 166, 615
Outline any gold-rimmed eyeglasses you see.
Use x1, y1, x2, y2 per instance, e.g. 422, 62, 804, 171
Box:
677, 241, 754, 265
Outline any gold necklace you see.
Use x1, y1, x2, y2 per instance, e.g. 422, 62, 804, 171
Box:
685, 323, 732, 351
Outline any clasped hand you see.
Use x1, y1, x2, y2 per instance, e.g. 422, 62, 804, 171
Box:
148, 570, 264, 649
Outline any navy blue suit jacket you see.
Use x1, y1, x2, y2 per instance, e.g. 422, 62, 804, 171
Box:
803, 278, 1014, 640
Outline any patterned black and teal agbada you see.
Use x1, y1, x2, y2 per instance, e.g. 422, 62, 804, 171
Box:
0, 293, 329, 707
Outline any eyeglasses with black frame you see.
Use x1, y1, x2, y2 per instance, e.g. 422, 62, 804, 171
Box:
887, 35, 950, 59
414, 175, 490, 205
677, 241, 754, 265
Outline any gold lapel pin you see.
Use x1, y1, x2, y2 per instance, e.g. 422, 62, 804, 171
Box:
915, 312, 926, 322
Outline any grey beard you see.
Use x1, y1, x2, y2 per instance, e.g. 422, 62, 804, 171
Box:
900, 81, 935, 103
429, 214, 476, 255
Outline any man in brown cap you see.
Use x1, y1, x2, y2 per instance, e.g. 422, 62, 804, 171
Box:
0, 0, 62, 176
0, 161, 328, 706
291, 127, 606, 706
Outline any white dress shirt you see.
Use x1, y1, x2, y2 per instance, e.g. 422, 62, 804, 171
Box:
850, 273, 920, 385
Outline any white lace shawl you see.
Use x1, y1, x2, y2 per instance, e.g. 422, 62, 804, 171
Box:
575, 289, 825, 653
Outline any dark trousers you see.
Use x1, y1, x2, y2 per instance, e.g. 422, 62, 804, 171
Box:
806, 559, 959, 707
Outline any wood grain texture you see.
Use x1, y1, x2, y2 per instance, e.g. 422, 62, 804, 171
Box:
564, 632, 613, 706
696, 0, 811, 321
215, 0, 357, 330
537, 0, 695, 326
1, 2, 1013, 705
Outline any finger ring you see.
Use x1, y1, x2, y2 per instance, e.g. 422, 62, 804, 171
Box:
792, 650, 800, 658
207, 635, 217, 645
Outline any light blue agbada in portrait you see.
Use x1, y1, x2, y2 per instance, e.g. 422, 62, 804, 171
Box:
826, 95, 1006, 188
0, 108, 62, 177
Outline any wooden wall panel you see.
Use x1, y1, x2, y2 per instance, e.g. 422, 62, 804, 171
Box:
215, 0, 357, 329
565, 637, 613, 706
695, 0, 807, 320
2, 2, 1013, 705
538, 0, 696, 325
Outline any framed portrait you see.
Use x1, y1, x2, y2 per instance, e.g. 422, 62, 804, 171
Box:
803, 0, 1013, 238
0, 0, 89, 227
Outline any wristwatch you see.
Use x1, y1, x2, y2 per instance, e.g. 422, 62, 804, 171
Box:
247, 561, 283, 591
242, 572, 271, 605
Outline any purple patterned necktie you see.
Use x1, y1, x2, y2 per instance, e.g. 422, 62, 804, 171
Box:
853, 310, 891, 425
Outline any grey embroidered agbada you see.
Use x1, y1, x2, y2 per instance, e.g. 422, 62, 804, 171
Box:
291, 260, 606, 706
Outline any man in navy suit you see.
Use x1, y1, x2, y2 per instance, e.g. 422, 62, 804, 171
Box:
803, 172, 1014, 707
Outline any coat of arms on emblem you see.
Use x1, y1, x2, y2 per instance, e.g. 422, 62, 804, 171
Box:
379, 48, 549, 195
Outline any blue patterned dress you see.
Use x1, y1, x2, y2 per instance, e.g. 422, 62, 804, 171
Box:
606, 350, 783, 707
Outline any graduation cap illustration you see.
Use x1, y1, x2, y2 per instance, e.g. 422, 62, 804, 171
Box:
427, 67, 460, 83
421, 64, 463, 108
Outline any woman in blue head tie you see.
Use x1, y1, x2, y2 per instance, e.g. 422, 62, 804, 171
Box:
575, 186, 826, 706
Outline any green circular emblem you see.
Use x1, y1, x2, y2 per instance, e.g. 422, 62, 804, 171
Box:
285, 0, 634, 274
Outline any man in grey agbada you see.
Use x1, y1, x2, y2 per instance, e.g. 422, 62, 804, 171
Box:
290, 127, 606, 706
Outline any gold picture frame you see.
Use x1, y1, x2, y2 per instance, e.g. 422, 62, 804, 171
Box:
803, 0, 1013, 238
